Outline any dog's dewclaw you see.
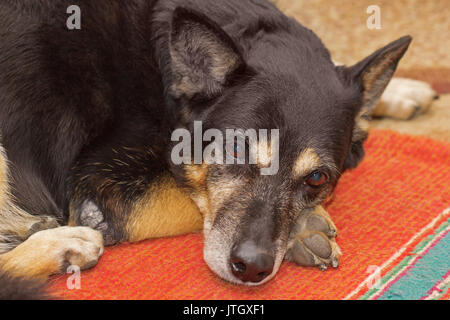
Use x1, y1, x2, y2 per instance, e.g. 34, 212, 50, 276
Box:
286, 206, 341, 270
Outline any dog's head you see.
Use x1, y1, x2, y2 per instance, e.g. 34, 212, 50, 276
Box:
165, 8, 411, 285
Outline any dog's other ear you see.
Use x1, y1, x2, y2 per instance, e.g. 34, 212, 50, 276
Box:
343, 36, 412, 169
349, 35, 412, 113
169, 7, 245, 100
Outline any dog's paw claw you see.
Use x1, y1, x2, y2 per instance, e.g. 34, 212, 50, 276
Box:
318, 264, 328, 271
331, 257, 339, 268
286, 206, 341, 270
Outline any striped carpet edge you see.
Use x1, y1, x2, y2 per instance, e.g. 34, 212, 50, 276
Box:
357, 210, 450, 300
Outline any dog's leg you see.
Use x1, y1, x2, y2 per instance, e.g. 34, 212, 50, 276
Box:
70, 175, 204, 245
124, 176, 204, 243
285, 205, 341, 270
0, 226, 103, 280
0, 146, 60, 253
372, 77, 438, 120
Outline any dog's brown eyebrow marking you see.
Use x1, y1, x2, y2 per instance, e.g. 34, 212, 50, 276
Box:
292, 148, 320, 178
256, 139, 272, 168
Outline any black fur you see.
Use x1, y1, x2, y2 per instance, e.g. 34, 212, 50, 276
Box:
0, 0, 410, 294
0, 271, 49, 300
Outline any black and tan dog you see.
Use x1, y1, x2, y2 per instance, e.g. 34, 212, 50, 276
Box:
0, 0, 437, 298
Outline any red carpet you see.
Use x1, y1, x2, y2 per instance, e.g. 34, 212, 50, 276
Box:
48, 130, 450, 299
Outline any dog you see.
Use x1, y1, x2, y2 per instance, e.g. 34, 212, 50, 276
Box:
0, 0, 438, 298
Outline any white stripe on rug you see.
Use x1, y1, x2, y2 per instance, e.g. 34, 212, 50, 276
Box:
343, 207, 450, 300
423, 272, 450, 300
369, 226, 449, 299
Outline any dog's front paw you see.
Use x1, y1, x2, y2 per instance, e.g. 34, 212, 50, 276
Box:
285, 206, 341, 271
374, 77, 438, 120
2, 226, 104, 279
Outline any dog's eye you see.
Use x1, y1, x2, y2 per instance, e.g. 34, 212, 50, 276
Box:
305, 171, 328, 187
227, 142, 244, 159
232, 144, 240, 158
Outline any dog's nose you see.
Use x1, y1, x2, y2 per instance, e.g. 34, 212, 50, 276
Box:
230, 241, 274, 283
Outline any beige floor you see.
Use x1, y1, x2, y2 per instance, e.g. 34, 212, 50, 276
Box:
275, 0, 450, 143
275, 0, 450, 69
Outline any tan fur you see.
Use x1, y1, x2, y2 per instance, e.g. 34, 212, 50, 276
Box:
0, 145, 9, 209
0, 226, 103, 280
0, 144, 104, 281
184, 164, 247, 233
292, 148, 320, 178
352, 109, 370, 143
185, 164, 208, 187
255, 139, 272, 168
184, 164, 246, 231
184, 164, 211, 217
126, 175, 204, 242
207, 177, 245, 218
185, 163, 247, 240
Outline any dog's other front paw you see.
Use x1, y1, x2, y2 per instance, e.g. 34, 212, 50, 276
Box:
374, 77, 438, 120
285, 206, 341, 271
76, 200, 117, 246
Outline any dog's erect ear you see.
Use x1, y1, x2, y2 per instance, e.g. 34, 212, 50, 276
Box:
349, 35, 412, 113
343, 36, 412, 170
169, 7, 245, 100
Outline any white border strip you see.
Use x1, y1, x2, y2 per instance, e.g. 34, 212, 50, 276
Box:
368, 226, 449, 299
343, 207, 450, 300
424, 274, 450, 300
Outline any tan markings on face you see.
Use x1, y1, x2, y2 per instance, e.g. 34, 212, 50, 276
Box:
0, 146, 9, 209
189, 192, 210, 219
352, 109, 370, 143
67, 204, 77, 226
185, 163, 208, 187
292, 148, 320, 178
205, 177, 246, 227
254, 139, 272, 168
183, 164, 211, 217
126, 175, 203, 242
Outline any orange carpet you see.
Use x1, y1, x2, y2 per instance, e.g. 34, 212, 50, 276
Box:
48, 130, 450, 300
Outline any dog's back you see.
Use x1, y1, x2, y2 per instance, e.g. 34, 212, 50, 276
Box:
0, 0, 137, 298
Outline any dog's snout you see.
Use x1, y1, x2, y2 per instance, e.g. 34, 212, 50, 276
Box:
230, 241, 274, 283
